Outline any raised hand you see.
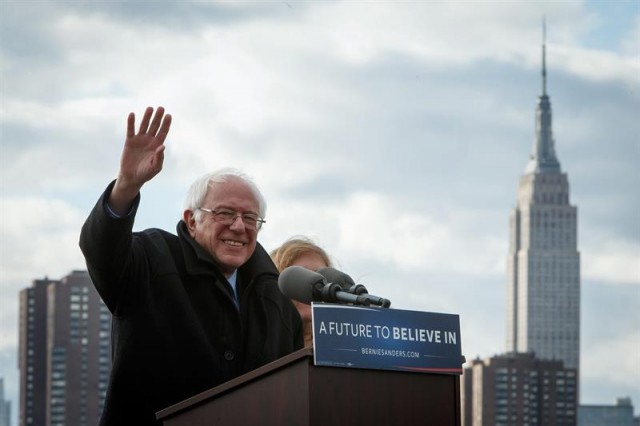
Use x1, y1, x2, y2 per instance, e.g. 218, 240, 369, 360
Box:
109, 106, 172, 215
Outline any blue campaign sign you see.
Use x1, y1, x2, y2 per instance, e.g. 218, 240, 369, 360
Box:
312, 303, 462, 375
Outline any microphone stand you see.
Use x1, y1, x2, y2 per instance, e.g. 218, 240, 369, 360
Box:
319, 283, 391, 308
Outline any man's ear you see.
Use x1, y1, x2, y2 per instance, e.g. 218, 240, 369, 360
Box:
183, 209, 197, 236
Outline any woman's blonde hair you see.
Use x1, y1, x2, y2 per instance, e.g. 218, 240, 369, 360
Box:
270, 236, 332, 272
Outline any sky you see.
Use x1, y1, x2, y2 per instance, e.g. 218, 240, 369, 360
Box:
1, 0, 638, 423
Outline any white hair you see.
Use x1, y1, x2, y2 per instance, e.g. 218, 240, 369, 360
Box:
184, 168, 266, 222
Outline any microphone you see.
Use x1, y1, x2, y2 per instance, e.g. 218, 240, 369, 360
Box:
317, 267, 391, 308
278, 266, 362, 305
277, 265, 324, 304
278, 265, 391, 308
317, 266, 365, 295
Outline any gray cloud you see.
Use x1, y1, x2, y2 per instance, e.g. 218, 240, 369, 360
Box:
1, 1, 638, 424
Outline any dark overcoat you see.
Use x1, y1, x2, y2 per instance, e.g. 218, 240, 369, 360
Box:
79, 183, 303, 425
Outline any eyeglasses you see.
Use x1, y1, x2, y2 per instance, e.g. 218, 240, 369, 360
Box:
198, 207, 266, 230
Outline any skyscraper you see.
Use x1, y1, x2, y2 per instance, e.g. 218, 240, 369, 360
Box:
0, 378, 10, 426
505, 24, 581, 372
462, 24, 582, 426
18, 277, 52, 426
18, 271, 111, 426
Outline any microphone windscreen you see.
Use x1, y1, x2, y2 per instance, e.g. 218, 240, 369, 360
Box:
278, 265, 325, 304
316, 267, 355, 290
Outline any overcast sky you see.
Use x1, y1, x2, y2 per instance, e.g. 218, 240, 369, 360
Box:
1, 0, 638, 423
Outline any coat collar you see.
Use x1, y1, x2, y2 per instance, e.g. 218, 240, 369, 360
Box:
175, 220, 278, 285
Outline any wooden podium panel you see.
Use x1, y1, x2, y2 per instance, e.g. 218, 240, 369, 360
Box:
156, 348, 461, 426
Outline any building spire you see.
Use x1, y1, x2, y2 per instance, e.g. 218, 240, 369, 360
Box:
525, 17, 561, 174
542, 16, 547, 96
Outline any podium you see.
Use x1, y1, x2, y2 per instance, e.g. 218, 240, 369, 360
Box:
156, 347, 461, 426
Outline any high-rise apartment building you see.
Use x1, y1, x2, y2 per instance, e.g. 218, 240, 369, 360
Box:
0, 378, 10, 426
18, 277, 52, 426
18, 270, 111, 426
505, 26, 581, 372
462, 352, 578, 426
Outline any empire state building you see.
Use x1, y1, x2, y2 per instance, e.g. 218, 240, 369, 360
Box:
505, 30, 581, 372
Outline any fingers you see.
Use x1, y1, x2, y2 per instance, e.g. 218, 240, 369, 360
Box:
147, 106, 166, 136
137, 106, 154, 134
157, 114, 172, 143
129, 106, 171, 138
126, 112, 136, 138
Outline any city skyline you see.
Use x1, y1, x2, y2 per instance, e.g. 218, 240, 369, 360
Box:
1, 1, 638, 425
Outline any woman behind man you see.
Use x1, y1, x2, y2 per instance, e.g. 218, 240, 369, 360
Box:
270, 236, 332, 347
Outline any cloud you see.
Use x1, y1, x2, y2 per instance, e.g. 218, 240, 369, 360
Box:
334, 192, 506, 274
553, 44, 640, 87
1, 2, 639, 422
582, 241, 640, 285
0, 197, 87, 283
582, 331, 640, 389
620, 14, 640, 56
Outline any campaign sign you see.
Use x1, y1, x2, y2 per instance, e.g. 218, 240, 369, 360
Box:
312, 303, 462, 375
